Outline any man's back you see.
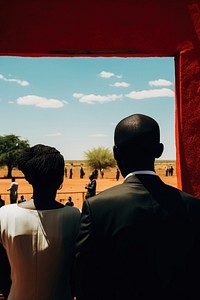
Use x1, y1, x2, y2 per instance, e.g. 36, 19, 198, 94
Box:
75, 113, 200, 300
75, 174, 200, 300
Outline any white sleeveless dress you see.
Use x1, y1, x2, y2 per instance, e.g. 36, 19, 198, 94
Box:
0, 204, 80, 300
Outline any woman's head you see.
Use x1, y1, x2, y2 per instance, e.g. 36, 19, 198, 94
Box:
17, 144, 64, 189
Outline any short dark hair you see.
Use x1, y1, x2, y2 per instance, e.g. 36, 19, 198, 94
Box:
114, 114, 160, 149
17, 144, 64, 188
114, 114, 163, 163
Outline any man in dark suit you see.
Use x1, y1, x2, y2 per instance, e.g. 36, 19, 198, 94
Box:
74, 114, 200, 300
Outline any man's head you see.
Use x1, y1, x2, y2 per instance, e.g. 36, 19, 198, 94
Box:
17, 144, 64, 189
113, 114, 164, 176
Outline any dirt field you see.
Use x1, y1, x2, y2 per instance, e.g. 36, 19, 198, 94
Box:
0, 161, 176, 210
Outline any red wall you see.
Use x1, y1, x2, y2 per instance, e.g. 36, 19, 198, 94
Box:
0, 0, 200, 196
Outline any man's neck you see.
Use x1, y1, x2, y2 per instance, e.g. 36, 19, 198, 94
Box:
125, 170, 157, 180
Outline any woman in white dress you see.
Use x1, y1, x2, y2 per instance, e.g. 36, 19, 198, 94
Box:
0, 144, 80, 300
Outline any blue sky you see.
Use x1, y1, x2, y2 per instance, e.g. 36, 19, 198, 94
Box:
0, 56, 175, 160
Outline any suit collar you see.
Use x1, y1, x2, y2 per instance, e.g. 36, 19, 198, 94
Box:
124, 173, 162, 187
125, 170, 157, 180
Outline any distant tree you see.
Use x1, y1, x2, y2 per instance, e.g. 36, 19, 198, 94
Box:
84, 147, 116, 171
0, 134, 30, 178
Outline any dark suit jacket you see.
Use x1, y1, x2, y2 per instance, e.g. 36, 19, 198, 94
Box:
75, 175, 200, 300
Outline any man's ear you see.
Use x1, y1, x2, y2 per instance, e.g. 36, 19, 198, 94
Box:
155, 143, 164, 158
113, 145, 119, 161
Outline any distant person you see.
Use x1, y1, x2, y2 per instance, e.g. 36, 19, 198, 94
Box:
93, 169, 98, 179
0, 144, 80, 300
18, 195, 26, 203
85, 174, 96, 199
65, 167, 68, 178
75, 113, 200, 300
0, 195, 5, 207
169, 165, 174, 176
80, 167, 85, 179
116, 168, 120, 181
66, 196, 74, 207
7, 177, 18, 204
69, 167, 73, 179
165, 166, 169, 176
100, 168, 104, 179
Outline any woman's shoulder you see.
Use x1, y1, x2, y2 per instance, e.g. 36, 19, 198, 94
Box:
0, 204, 27, 225
63, 205, 81, 215
0, 203, 18, 213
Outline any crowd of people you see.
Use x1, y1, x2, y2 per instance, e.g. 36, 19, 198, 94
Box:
63, 166, 122, 181
0, 113, 200, 300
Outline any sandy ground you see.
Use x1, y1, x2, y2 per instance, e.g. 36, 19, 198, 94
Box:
0, 162, 176, 210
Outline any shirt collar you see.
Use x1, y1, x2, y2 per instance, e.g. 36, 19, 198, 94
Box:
125, 170, 157, 180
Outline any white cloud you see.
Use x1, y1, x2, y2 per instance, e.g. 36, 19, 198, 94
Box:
149, 79, 173, 87
99, 71, 122, 79
126, 88, 174, 99
45, 132, 62, 137
0, 73, 29, 86
16, 95, 66, 108
73, 93, 123, 104
99, 71, 115, 78
110, 81, 130, 88
73, 93, 84, 98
